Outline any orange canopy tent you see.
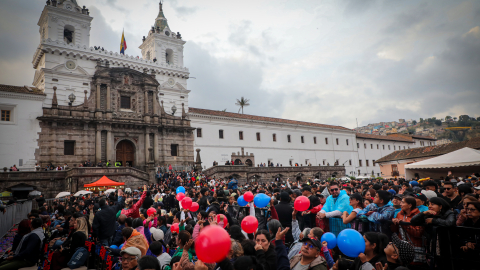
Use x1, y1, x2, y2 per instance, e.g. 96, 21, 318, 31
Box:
84, 175, 125, 187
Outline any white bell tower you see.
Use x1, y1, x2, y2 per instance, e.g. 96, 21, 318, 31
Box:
139, 1, 190, 117
32, 0, 94, 107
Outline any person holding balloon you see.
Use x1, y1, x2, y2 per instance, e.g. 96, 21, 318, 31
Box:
352, 232, 388, 270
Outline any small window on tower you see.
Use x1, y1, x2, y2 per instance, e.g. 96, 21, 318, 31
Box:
63, 25, 75, 44
165, 48, 173, 64
120, 96, 131, 109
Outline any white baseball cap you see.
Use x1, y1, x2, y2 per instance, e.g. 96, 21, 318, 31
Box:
120, 247, 141, 259
150, 227, 165, 241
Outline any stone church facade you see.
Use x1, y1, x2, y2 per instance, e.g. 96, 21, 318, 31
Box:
36, 64, 194, 176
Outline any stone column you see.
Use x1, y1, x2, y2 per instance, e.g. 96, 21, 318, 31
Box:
145, 132, 150, 163
153, 95, 158, 115
95, 130, 101, 163
96, 84, 101, 109
106, 85, 111, 110
153, 132, 159, 164
106, 130, 113, 163
144, 91, 149, 114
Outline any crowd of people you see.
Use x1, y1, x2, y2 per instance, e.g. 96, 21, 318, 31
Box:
1, 171, 480, 270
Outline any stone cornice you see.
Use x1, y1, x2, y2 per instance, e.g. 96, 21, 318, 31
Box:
34, 39, 190, 77
43, 68, 91, 79
188, 113, 356, 134
0, 91, 46, 101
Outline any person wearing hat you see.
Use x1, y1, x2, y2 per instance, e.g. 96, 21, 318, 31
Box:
376, 234, 415, 270
474, 185, 480, 196
289, 237, 328, 270
120, 247, 142, 270
412, 193, 429, 213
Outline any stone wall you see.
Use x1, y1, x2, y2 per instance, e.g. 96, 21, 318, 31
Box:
203, 165, 345, 184
0, 167, 150, 199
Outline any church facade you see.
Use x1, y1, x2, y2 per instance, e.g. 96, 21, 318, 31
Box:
0, 0, 436, 182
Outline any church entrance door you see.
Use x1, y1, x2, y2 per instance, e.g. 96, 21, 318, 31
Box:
116, 140, 135, 167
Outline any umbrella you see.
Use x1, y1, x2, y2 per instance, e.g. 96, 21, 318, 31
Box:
55, 192, 71, 198
29, 190, 41, 196
104, 189, 116, 194
74, 190, 93, 196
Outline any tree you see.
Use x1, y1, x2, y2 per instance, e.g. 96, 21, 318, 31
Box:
235, 97, 250, 114
445, 115, 452, 121
459, 115, 470, 122
435, 120, 442, 126
453, 117, 458, 121
412, 120, 417, 125
419, 118, 424, 123
221, 109, 227, 112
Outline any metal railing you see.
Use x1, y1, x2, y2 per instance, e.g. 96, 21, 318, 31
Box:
0, 200, 32, 239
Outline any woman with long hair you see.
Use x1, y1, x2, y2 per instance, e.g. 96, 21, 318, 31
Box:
50, 217, 88, 270
352, 232, 388, 270
254, 230, 277, 270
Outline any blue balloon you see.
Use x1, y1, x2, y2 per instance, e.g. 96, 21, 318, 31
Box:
110, 245, 118, 249
176, 186, 186, 194
237, 195, 248, 207
119, 244, 124, 249
337, 229, 365, 258
321, 232, 337, 249
253, 193, 270, 208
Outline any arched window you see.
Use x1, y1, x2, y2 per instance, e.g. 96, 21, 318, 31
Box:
64, 25, 75, 44
146, 51, 151, 60
165, 48, 173, 64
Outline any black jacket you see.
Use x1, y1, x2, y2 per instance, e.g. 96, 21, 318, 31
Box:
255, 245, 277, 270
142, 196, 154, 209
275, 201, 294, 243
92, 199, 124, 240
198, 196, 209, 211
410, 209, 455, 240
163, 194, 176, 212
14, 231, 43, 264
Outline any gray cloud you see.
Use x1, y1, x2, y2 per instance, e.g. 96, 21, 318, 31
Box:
169, 0, 197, 18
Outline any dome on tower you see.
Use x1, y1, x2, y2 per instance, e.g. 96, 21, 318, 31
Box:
154, 1, 170, 32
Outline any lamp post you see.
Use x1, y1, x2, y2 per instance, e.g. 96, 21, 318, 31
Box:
68, 93, 76, 106
171, 104, 177, 115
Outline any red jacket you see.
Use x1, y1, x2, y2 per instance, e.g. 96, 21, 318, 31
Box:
121, 191, 147, 219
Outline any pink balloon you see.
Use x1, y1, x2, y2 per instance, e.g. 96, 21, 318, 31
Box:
171, 223, 180, 234
189, 202, 199, 212
196, 225, 231, 263
244, 191, 254, 202
294, 196, 310, 212
146, 207, 156, 217
241, 215, 258, 234
216, 214, 228, 228
181, 197, 192, 210
176, 193, 185, 201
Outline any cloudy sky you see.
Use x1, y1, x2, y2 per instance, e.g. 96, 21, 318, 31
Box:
1, 0, 479, 128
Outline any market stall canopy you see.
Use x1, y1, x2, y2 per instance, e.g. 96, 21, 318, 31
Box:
84, 176, 125, 187
405, 147, 480, 169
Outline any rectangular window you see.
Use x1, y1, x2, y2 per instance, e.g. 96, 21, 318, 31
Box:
313, 137, 316, 144
273, 134, 276, 142
359, 160, 363, 167
357, 143, 360, 148
388, 145, 391, 150
239, 131, 243, 140
120, 96, 131, 109
372, 160, 376, 166
1, 110, 11, 121
377, 144, 379, 149
404, 146, 406, 149
370, 144, 373, 149
196, 128, 202, 138
64, 141, 75, 155
301, 136, 304, 143
171, 144, 178, 156
366, 160, 370, 167
219, 130, 224, 139
336, 138, 339, 145
335, 159, 339, 166
325, 138, 328, 144
364, 143, 367, 148
394, 145, 396, 150
256, 132, 261, 141
392, 164, 398, 172
287, 135, 291, 143
323, 160, 326, 165
349, 159, 352, 165
346, 139, 349, 146
383, 145, 385, 150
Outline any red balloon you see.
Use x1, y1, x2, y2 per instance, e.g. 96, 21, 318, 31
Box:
196, 225, 231, 263
244, 191, 254, 202
216, 214, 228, 228
294, 196, 311, 212
189, 202, 199, 212
241, 215, 258, 234
181, 197, 192, 210
147, 207, 156, 217
176, 193, 185, 201
171, 223, 180, 234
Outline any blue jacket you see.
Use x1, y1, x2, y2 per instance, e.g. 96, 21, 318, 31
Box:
228, 179, 238, 190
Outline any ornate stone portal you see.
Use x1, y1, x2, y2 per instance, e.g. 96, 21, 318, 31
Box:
35, 63, 194, 182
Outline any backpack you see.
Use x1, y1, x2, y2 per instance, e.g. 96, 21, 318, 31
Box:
67, 247, 89, 268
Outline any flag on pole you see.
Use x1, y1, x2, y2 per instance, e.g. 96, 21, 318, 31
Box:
120, 30, 127, 55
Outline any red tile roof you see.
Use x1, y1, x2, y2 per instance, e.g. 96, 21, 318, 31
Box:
412, 135, 437, 140
0, 84, 45, 96
376, 137, 480, 163
188, 107, 352, 131
356, 133, 414, 142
